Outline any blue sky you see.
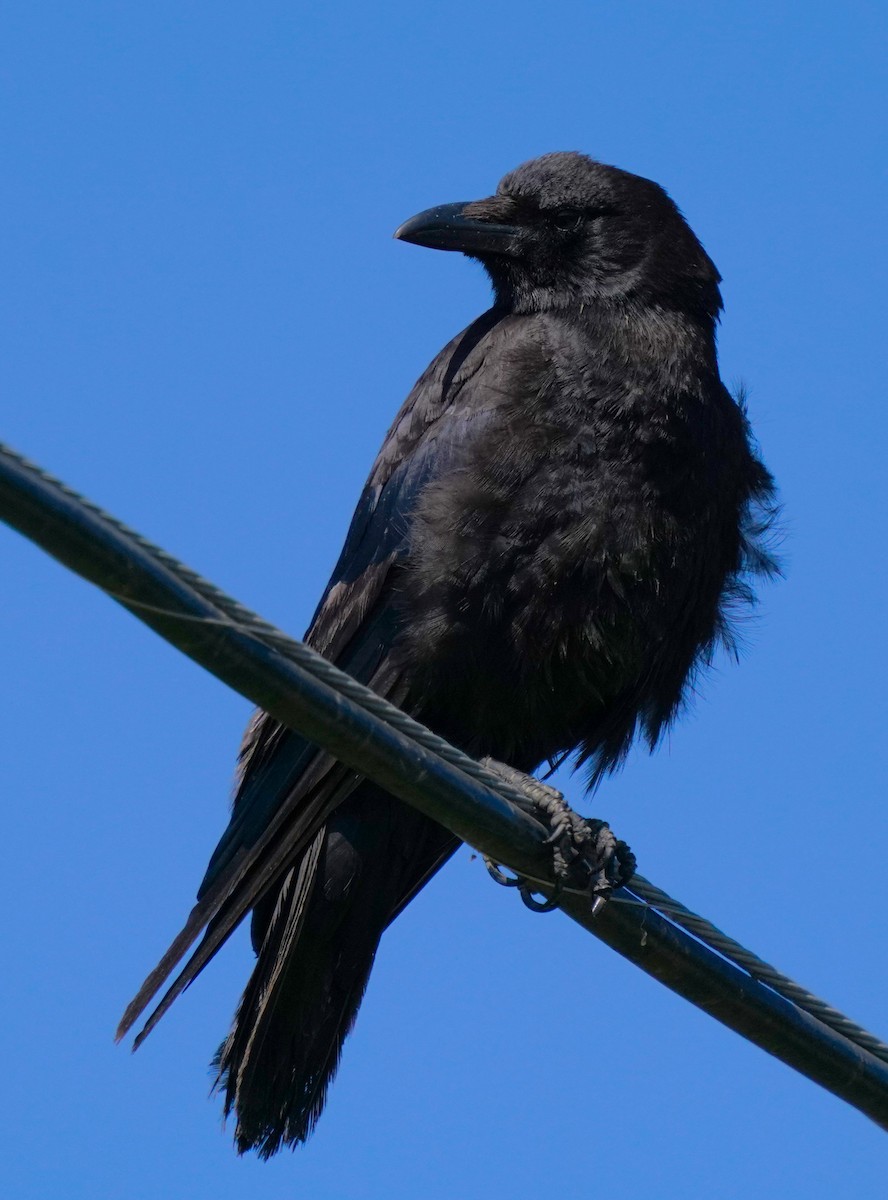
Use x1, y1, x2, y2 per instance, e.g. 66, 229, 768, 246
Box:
2, 3, 887, 1197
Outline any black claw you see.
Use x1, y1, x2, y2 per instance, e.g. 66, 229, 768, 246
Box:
484, 856, 521, 887
613, 840, 637, 888
519, 880, 562, 913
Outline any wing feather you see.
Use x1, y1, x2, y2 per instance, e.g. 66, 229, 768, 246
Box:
117, 308, 509, 1043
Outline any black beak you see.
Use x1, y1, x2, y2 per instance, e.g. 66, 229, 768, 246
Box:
394, 201, 519, 256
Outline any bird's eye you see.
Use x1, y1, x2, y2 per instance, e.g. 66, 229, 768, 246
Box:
551, 210, 584, 234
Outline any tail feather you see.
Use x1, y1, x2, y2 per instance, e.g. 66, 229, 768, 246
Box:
214, 784, 459, 1155
226, 828, 327, 1091
214, 817, 385, 1155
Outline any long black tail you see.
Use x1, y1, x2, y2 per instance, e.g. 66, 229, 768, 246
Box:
214, 783, 457, 1156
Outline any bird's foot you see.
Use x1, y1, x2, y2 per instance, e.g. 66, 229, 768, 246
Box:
479, 758, 635, 913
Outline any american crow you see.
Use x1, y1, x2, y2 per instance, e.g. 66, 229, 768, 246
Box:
119, 152, 776, 1155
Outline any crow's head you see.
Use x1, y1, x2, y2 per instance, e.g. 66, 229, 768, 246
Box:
395, 151, 721, 319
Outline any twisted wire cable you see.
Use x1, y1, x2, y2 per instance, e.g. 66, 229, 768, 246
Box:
3, 440, 886, 1066
620, 877, 888, 1062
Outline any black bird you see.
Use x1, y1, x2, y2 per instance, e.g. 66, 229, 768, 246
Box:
119, 152, 776, 1155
